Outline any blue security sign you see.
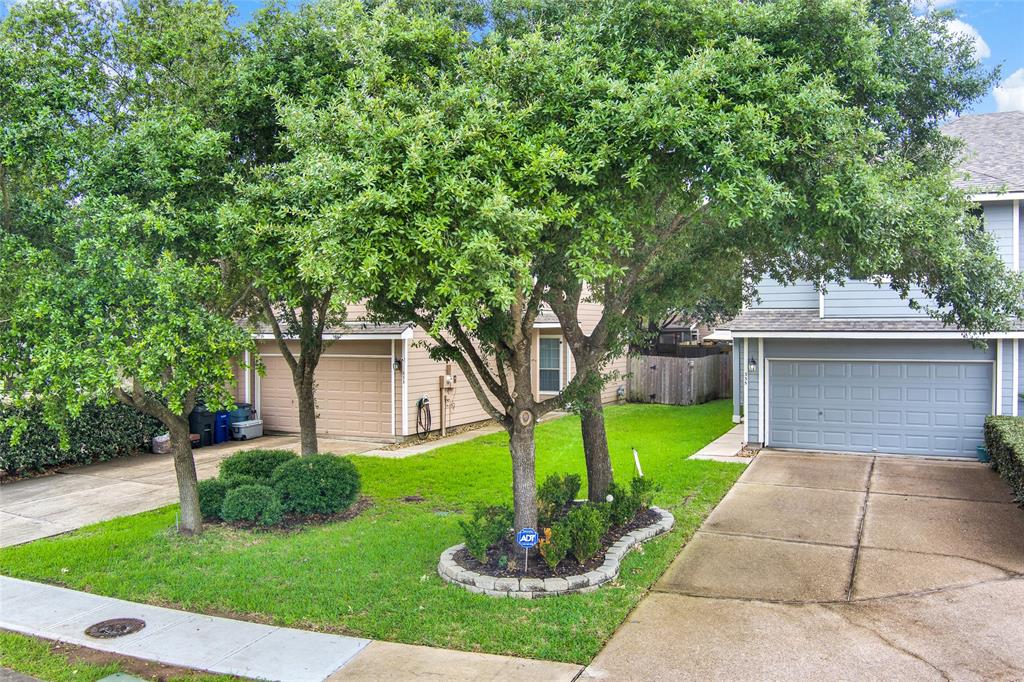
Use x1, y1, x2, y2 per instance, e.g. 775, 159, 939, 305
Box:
516, 527, 539, 549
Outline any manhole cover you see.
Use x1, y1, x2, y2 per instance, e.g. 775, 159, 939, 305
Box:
85, 618, 146, 639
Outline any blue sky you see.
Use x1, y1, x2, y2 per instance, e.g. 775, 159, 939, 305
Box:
4, 0, 1022, 113
931, 0, 1024, 113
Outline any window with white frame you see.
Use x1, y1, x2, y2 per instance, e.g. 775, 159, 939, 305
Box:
539, 337, 562, 392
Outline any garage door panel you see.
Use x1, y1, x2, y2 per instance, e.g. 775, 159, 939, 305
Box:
905, 387, 929, 401
768, 360, 991, 458
964, 389, 991, 405
823, 385, 847, 400
878, 364, 902, 378
850, 410, 873, 424
877, 387, 901, 401
850, 386, 874, 401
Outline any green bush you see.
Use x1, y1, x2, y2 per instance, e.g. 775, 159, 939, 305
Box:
220, 484, 283, 526
0, 401, 162, 476
984, 417, 1024, 506
270, 454, 361, 515
564, 504, 608, 564
602, 482, 635, 527
537, 473, 581, 527
630, 476, 660, 510
221, 473, 261, 489
197, 478, 228, 520
603, 476, 660, 528
219, 449, 297, 484
459, 505, 513, 562
538, 523, 570, 571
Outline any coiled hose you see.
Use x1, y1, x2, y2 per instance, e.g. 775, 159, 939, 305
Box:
416, 396, 432, 439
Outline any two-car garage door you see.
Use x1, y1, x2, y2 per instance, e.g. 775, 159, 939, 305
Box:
260, 356, 390, 438
768, 360, 992, 458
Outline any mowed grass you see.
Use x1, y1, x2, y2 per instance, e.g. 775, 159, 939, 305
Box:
0, 402, 741, 664
0, 630, 235, 682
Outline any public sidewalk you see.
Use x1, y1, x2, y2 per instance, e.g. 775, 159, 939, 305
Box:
0, 576, 582, 681
687, 423, 749, 463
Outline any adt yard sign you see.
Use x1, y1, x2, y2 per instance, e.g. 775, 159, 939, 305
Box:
516, 527, 539, 572
516, 528, 539, 549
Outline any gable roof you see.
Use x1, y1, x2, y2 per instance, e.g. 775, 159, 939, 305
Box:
942, 111, 1024, 193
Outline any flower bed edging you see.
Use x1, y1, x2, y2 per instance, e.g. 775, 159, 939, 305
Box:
437, 506, 674, 598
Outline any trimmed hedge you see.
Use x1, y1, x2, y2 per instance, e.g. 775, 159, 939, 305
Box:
221, 484, 284, 526
0, 402, 163, 476
983, 416, 1024, 506
271, 454, 361, 515
219, 448, 297, 484
197, 478, 229, 520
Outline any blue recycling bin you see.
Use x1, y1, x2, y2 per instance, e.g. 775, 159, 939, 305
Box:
214, 411, 231, 444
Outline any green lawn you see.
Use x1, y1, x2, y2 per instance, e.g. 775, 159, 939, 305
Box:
0, 402, 741, 664
0, 631, 234, 682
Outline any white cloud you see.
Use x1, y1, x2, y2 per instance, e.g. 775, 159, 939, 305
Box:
994, 68, 1024, 112
945, 18, 991, 59
910, 0, 957, 11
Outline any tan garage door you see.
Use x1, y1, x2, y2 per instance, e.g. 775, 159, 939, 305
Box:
259, 355, 391, 438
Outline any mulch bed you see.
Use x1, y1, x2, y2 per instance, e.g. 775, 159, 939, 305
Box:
454, 507, 660, 580
210, 495, 373, 532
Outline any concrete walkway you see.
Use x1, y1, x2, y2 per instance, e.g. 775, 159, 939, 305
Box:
0, 576, 581, 681
359, 423, 505, 458
0, 436, 379, 548
688, 423, 748, 463
585, 451, 1024, 680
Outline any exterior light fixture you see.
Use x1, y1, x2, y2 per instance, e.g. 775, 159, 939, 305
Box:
748, 357, 758, 373
393, 359, 402, 371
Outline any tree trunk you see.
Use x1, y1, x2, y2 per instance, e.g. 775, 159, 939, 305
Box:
167, 414, 203, 535
508, 410, 538, 531
580, 388, 614, 502
295, 369, 318, 455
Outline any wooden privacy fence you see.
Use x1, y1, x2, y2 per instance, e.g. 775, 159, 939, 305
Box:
627, 352, 732, 406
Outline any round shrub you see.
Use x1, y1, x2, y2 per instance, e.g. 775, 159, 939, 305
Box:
219, 449, 297, 484
197, 478, 228, 520
220, 484, 283, 527
271, 455, 360, 516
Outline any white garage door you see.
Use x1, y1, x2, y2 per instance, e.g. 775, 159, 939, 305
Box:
260, 355, 391, 438
768, 360, 992, 458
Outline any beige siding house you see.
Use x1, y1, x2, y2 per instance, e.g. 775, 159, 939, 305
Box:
233, 301, 629, 442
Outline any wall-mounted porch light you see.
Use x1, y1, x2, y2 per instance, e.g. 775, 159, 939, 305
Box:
747, 357, 758, 373
393, 359, 402, 372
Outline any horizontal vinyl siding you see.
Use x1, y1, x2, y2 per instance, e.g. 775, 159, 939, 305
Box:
984, 201, 1016, 269
403, 329, 495, 435
751, 278, 819, 309
746, 338, 761, 443
822, 281, 931, 318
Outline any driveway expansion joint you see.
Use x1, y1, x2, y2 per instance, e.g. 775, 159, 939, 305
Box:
697, 529, 856, 550
846, 456, 876, 601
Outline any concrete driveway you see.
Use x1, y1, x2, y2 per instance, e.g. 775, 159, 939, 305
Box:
586, 451, 1024, 681
0, 436, 377, 548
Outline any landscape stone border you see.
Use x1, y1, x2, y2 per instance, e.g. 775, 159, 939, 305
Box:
438, 506, 674, 598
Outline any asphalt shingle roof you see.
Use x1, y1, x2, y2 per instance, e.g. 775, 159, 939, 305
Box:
725, 308, 1024, 333
942, 111, 1024, 192
253, 320, 414, 337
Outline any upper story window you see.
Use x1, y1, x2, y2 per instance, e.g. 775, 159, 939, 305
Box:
539, 337, 562, 392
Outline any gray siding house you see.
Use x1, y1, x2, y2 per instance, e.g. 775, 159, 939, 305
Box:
731, 111, 1024, 459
